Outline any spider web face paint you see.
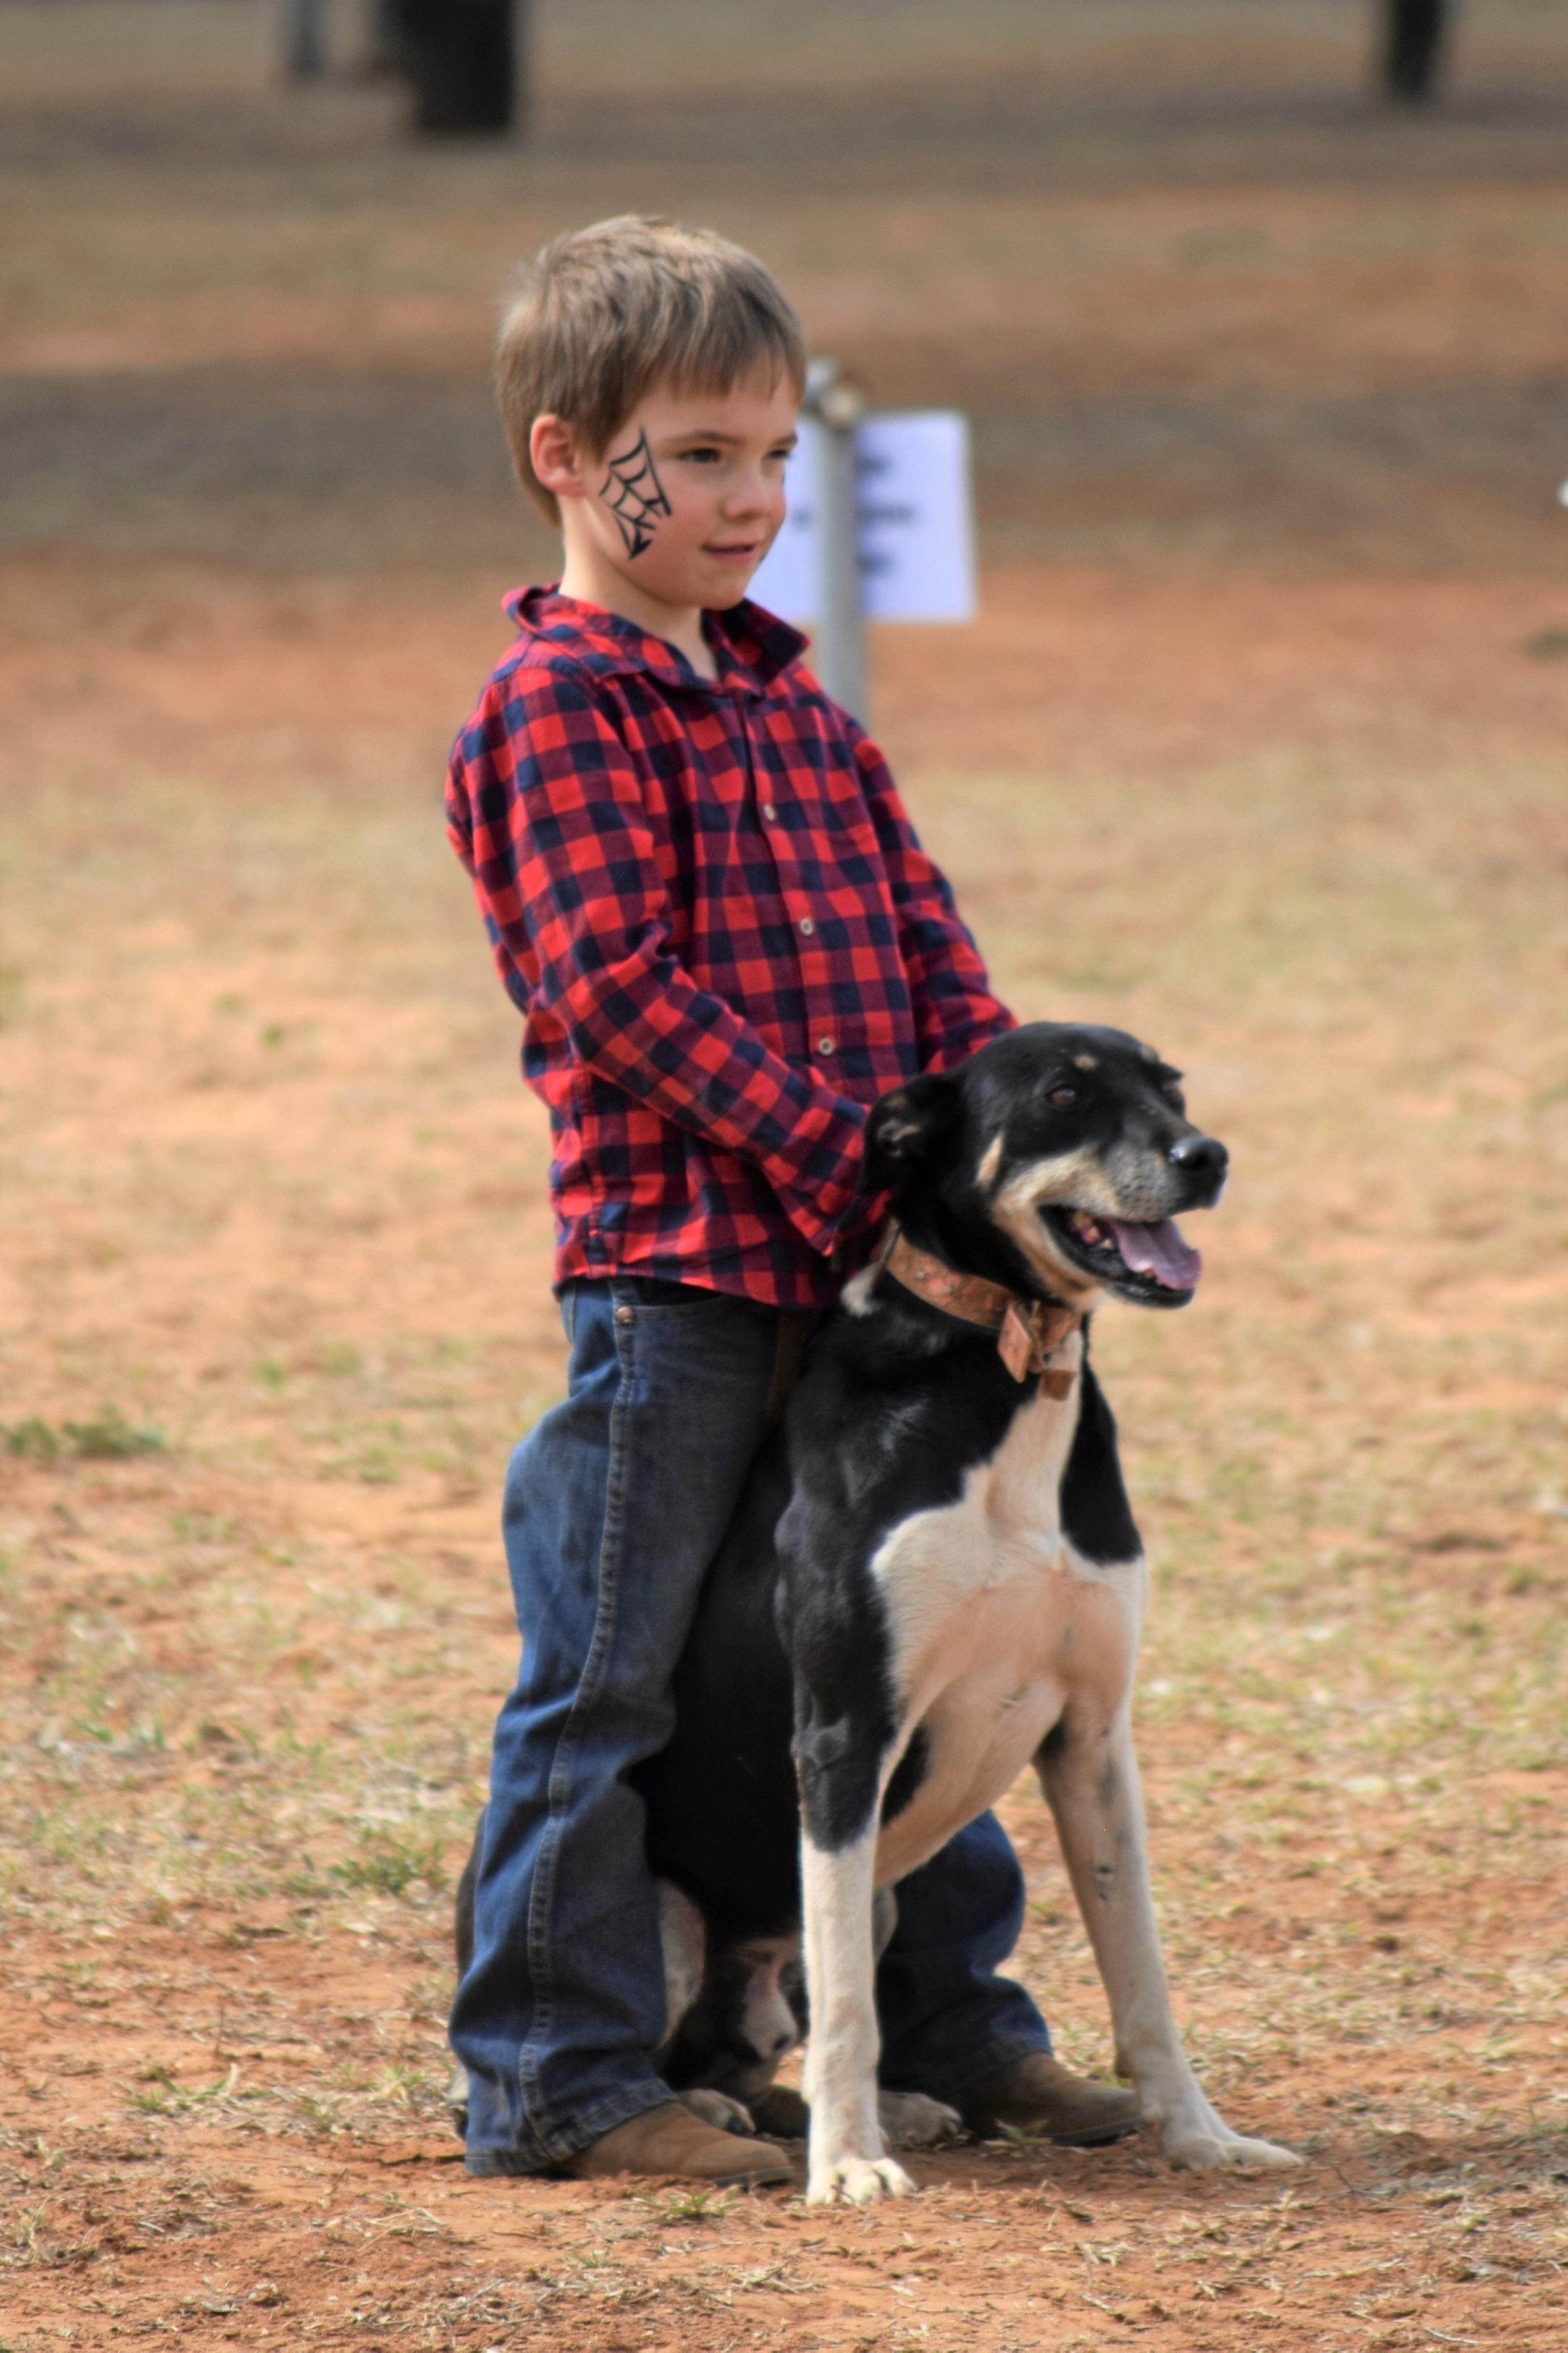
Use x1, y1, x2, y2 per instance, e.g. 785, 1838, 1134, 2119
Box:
600, 431, 673, 559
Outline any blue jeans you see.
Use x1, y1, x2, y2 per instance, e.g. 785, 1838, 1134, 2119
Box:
450, 1278, 1050, 2173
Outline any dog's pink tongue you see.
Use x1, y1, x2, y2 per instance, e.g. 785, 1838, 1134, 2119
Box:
1106, 1217, 1203, 1290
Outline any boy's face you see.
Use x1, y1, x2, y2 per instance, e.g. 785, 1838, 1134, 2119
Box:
536, 370, 799, 614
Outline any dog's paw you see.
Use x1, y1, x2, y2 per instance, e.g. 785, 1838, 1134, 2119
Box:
806, 2156, 916, 2207
1163, 2126, 1302, 2173
444, 2063, 470, 2142
877, 2090, 963, 2150
678, 2088, 757, 2137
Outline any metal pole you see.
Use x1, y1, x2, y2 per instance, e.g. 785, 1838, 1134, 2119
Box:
514, 0, 533, 141
390, 0, 520, 135
282, 0, 328, 80
1380, 0, 1449, 103
362, 0, 405, 77
803, 358, 868, 724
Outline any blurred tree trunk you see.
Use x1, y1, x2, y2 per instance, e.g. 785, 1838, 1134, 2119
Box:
282, 0, 328, 80
1381, 0, 1449, 103
389, 0, 526, 136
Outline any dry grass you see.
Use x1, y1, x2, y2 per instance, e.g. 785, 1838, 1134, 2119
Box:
2, 3, 1567, 2346
2, 614, 1564, 2345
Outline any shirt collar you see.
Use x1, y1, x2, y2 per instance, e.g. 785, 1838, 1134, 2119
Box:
502, 583, 807, 697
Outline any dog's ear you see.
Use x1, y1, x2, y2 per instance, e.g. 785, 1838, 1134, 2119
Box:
861, 1073, 962, 1194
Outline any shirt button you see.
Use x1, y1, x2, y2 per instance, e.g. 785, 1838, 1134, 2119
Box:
798, 916, 815, 937
817, 1036, 835, 1057
762, 802, 778, 821
615, 1304, 634, 1325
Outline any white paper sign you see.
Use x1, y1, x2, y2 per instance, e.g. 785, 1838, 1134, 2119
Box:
749, 410, 976, 625
856, 411, 976, 622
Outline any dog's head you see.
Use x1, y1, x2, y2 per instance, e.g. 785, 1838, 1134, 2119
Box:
862, 1022, 1227, 1311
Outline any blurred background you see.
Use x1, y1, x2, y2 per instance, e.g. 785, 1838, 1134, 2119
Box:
1, 6, 1566, 2344
8, 1, 1568, 587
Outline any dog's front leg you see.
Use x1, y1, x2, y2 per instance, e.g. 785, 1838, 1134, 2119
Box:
798, 1822, 912, 2204
793, 1697, 913, 2205
1039, 1711, 1300, 2172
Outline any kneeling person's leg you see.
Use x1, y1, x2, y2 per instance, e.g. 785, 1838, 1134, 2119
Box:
875, 1811, 1050, 2101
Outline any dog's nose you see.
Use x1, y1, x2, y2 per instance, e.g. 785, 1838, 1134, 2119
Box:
1169, 1134, 1228, 1188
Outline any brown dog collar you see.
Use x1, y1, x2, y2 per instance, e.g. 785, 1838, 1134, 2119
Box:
879, 1227, 1081, 1396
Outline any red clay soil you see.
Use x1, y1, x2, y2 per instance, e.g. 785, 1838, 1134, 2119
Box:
3, 6, 1567, 2346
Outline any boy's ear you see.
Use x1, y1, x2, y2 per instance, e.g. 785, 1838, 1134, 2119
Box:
529, 412, 589, 502
861, 1072, 963, 1195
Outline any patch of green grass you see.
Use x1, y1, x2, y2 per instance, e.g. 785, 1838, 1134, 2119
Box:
170, 1510, 243, 1544
2, 1406, 164, 1461
652, 2184, 731, 2223
129, 2063, 242, 2117
1, 1416, 59, 1462
994, 2119, 1054, 2147
351, 1442, 399, 1485
70, 1405, 164, 1460
333, 1831, 446, 1897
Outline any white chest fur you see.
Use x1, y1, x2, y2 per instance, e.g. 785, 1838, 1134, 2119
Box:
866, 1332, 1143, 1886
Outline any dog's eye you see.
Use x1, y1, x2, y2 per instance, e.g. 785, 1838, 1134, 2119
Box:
1048, 1086, 1078, 1107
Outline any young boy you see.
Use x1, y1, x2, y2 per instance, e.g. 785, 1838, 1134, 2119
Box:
445, 216, 1139, 2184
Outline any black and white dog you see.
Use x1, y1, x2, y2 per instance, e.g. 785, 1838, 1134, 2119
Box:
457, 1023, 1300, 2203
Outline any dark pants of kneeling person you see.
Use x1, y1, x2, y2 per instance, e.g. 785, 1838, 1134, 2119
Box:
450, 1277, 1052, 2174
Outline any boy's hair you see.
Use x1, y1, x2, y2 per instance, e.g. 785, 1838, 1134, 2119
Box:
496, 215, 808, 523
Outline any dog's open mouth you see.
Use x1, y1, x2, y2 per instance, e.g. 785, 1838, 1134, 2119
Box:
1044, 1207, 1203, 1303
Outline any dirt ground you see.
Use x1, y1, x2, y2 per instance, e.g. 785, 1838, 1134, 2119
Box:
2, 5, 1567, 2348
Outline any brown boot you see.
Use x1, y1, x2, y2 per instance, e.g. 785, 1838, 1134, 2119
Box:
557, 2101, 795, 2187
957, 2053, 1142, 2147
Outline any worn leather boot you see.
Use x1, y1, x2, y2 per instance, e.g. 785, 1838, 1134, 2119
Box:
557, 2101, 795, 2187
957, 2053, 1142, 2147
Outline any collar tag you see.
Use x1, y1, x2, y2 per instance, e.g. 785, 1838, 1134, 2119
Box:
999, 1298, 1077, 1393
998, 1299, 1037, 1382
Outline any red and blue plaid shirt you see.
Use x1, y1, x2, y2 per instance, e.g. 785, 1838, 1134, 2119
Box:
445, 586, 1013, 1307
